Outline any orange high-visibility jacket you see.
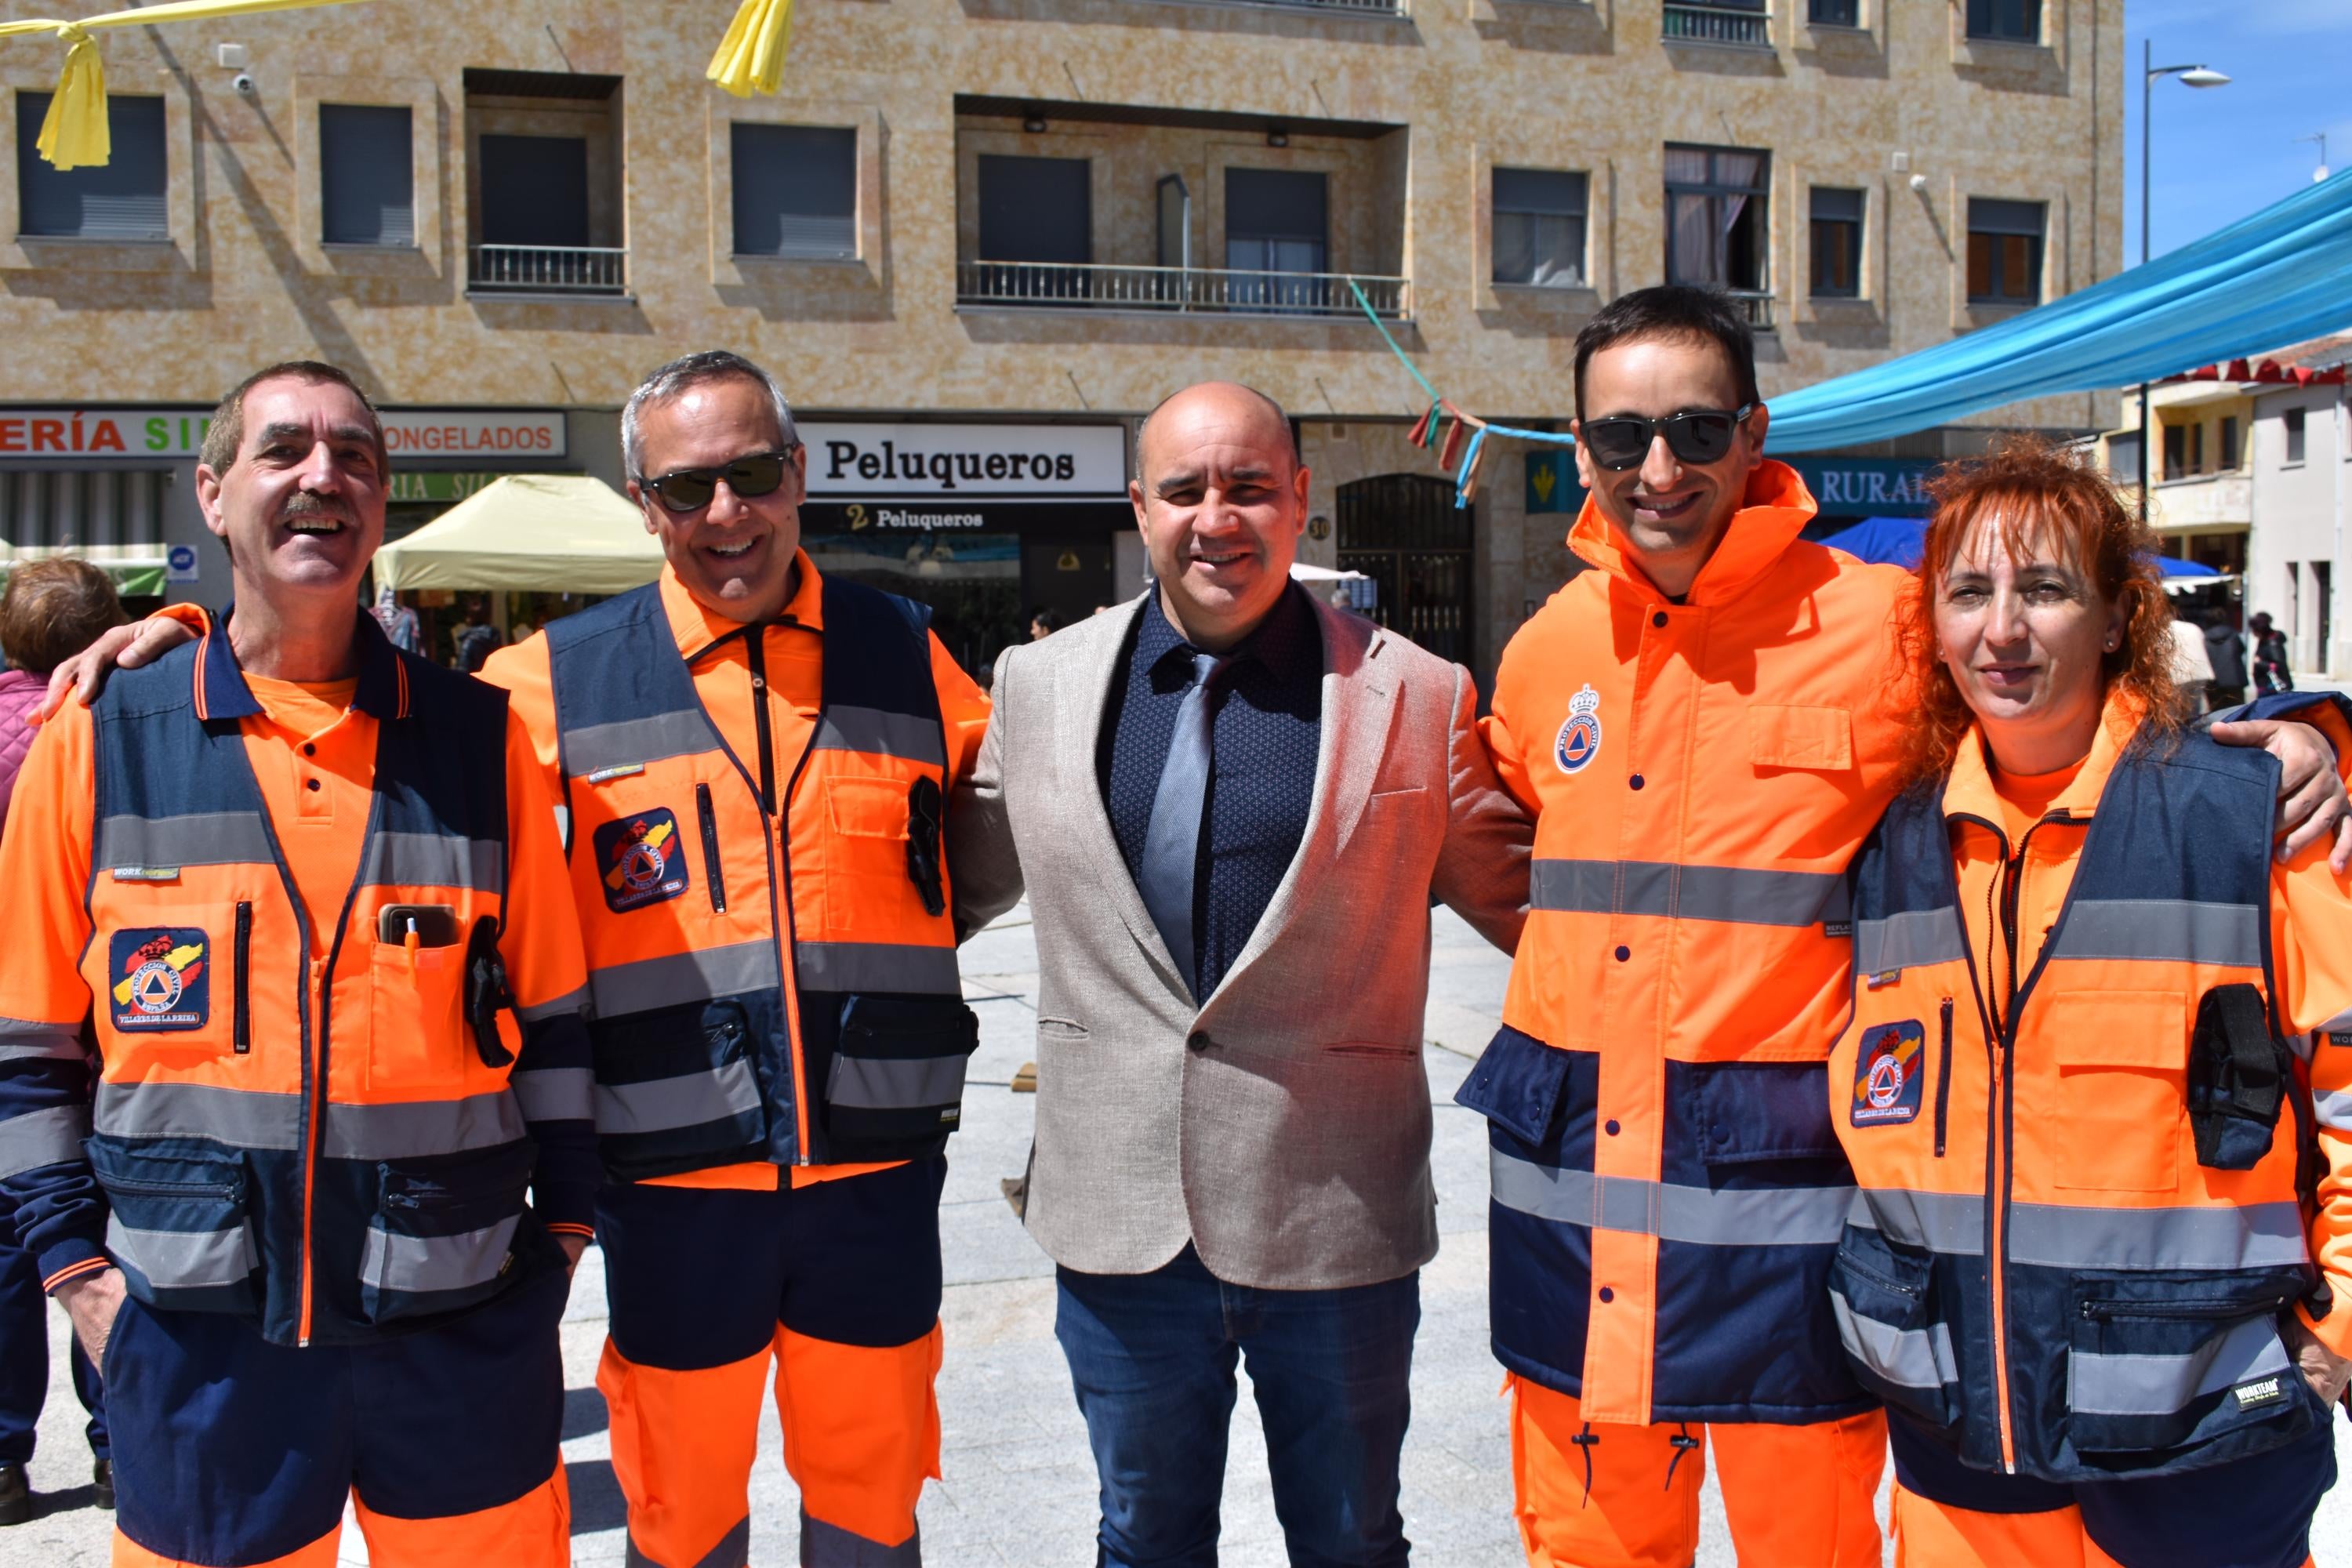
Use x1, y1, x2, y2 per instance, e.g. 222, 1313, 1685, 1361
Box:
1465, 461, 1913, 1425
0, 611, 594, 1347
1832, 690, 2352, 1482
489, 557, 991, 1187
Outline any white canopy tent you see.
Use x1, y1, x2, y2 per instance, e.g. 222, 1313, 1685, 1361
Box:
372, 474, 662, 595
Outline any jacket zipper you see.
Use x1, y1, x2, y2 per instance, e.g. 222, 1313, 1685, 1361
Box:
697, 783, 727, 913
2080, 1292, 2294, 1323
232, 902, 252, 1054
1933, 997, 1953, 1158
100, 1174, 237, 1200
746, 632, 776, 815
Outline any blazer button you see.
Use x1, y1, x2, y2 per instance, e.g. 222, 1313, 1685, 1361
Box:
1188, 1031, 1213, 1053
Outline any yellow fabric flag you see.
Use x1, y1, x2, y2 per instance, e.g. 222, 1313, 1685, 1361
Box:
706, 0, 793, 98
0, 0, 373, 170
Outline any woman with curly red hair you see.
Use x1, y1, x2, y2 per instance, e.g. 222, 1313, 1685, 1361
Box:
1826, 438, 2352, 1567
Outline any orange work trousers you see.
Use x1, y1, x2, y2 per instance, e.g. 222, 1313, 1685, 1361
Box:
1891, 1485, 2317, 1568
1508, 1374, 1886, 1568
109, 1468, 572, 1568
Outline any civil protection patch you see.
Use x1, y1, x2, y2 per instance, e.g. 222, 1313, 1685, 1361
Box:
1851, 1019, 1925, 1127
1554, 683, 1603, 775
593, 808, 691, 913
108, 927, 210, 1031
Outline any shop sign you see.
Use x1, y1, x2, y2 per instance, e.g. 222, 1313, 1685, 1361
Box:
165, 544, 199, 584
0, 408, 566, 461
800, 423, 1126, 499
1526, 450, 1587, 516
387, 471, 505, 504
1785, 457, 1937, 517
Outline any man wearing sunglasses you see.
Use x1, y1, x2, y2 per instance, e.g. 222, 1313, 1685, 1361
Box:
1457, 285, 2352, 1568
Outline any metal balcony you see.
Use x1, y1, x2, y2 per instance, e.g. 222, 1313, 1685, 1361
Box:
1722, 288, 1776, 329
956, 262, 1409, 320
1178, 0, 1407, 13
466, 245, 629, 296
1662, 2, 1771, 45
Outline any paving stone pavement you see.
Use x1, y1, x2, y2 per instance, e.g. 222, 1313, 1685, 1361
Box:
9, 905, 2351, 1566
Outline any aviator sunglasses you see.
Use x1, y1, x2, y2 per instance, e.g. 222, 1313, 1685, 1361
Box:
1577, 405, 1755, 472
643, 448, 799, 513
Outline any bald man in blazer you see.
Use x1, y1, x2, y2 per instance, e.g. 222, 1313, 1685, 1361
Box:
951, 381, 1530, 1568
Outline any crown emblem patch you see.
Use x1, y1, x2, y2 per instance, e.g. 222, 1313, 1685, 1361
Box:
1554, 684, 1603, 775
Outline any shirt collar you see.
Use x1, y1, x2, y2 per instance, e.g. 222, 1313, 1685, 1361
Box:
194, 604, 408, 722
1942, 684, 2146, 829
661, 548, 825, 660
1566, 459, 1819, 607
1137, 579, 1316, 679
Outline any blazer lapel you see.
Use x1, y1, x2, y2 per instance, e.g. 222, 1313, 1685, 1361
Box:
1203, 600, 1396, 1009
1056, 596, 1182, 978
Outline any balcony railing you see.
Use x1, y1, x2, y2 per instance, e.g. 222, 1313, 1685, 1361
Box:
1662, 2, 1771, 45
1189, 0, 1406, 13
957, 262, 1409, 319
466, 245, 629, 296
1722, 287, 1776, 329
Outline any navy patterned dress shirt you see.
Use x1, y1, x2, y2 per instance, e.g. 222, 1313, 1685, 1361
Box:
1098, 584, 1324, 1000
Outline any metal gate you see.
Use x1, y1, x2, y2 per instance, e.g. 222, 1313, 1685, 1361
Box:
1336, 474, 1473, 664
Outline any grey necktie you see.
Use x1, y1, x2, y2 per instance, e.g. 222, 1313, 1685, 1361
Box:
1139, 651, 1229, 996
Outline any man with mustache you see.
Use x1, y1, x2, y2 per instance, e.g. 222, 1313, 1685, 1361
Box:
950, 379, 1532, 1566
0, 361, 595, 1566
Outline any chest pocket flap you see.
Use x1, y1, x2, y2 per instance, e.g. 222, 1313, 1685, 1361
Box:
1748, 705, 1854, 772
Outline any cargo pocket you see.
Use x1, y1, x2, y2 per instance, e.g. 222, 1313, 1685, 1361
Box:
1454, 1025, 1572, 1150
88, 1136, 261, 1316
824, 994, 981, 1160
589, 999, 768, 1182
1828, 1229, 1957, 1430
368, 941, 468, 1092
2049, 993, 2187, 1193
361, 1138, 535, 1327
2067, 1274, 2318, 1465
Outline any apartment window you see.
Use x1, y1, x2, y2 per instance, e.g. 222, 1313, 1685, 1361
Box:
2107, 431, 2142, 484
2219, 415, 2241, 471
2163, 423, 2186, 481
2318, 561, 2335, 666
978, 154, 1090, 263
1492, 168, 1587, 289
1966, 198, 2044, 305
479, 135, 590, 247
1809, 0, 1860, 24
1809, 187, 1864, 298
1225, 168, 1327, 275
16, 92, 166, 241
2286, 407, 2308, 463
732, 124, 855, 260
1966, 0, 2039, 42
1664, 145, 1769, 296
320, 104, 414, 247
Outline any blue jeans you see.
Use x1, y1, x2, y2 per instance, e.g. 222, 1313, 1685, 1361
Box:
1054, 1247, 1418, 1568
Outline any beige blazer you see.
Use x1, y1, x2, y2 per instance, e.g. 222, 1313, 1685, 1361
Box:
949, 592, 1530, 1290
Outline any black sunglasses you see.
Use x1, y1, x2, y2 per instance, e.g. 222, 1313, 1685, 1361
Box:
643, 448, 797, 514
1579, 406, 1755, 472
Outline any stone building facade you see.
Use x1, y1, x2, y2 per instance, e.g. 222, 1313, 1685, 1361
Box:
0, 0, 2122, 682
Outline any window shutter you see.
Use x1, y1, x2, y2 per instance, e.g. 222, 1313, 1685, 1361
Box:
17, 93, 168, 241
731, 123, 857, 259
321, 104, 415, 247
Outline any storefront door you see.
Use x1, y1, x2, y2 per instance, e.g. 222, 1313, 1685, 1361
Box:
1337, 474, 1474, 665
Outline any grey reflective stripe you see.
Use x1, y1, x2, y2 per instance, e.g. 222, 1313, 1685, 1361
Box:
320, 1093, 526, 1161
797, 942, 960, 996
96, 811, 275, 872
829, 1054, 967, 1109
0, 1021, 85, 1062
562, 710, 715, 779
360, 1213, 519, 1296
358, 832, 503, 894
627, 1516, 750, 1568
1530, 859, 1849, 928
517, 985, 590, 1025
2009, 1201, 2309, 1272
512, 1067, 596, 1124
2315, 1087, 2352, 1134
94, 1081, 301, 1150
1855, 909, 1969, 975
2068, 1315, 2291, 1417
1831, 1288, 1958, 1391
2049, 900, 2263, 967
802, 1508, 919, 1567
1490, 1149, 1852, 1247
596, 1058, 764, 1137
813, 706, 946, 768
590, 941, 780, 1018
1848, 1188, 1987, 1257
0, 1105, 93, 1178
105, 1215, 256, 1289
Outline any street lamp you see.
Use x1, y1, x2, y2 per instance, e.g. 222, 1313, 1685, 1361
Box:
2298, 132, 2330, 184
2137, 45, 2230, 522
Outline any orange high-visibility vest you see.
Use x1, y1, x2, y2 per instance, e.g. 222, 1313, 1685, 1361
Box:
1465, 460, 1913, 1426
539, 572, 975, 1180
1832, 691, 2352, 1482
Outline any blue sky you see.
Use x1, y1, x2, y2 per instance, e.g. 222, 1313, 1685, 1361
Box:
2125, 0, 2351, 265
